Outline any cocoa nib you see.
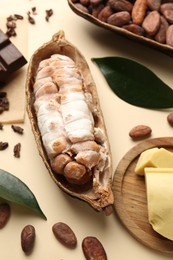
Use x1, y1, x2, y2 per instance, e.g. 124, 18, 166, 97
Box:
0, 142, 8, 150
13, 143, 21, 158
0, 92, 9, 114
11, 125, 24, 134
45, 9, 53, 21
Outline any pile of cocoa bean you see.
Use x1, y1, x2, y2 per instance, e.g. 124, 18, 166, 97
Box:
71, 0, 173, 47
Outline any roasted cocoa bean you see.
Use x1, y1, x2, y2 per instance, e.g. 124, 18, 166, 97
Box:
0, 203, 11, 228
132, 0, 147, 25
129, 125, 152, 140
52, 222, 77, 248
107, 11, 131, 27
82, 236, 107, 260
21, 225, 35, 254
142, 10, 161, 36
166, 24, 173, 45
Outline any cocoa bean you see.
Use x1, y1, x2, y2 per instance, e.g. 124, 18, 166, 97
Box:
147, 0, 161, 11
21, 225, 35, 254
123, 23, 145, 36
142, 10, 161, 36
129, 125, 152, 140
167, 112, 173, 126
155, 16, 169, 43
82, 236, 107, 260
91, 4, 104, 18
107, 11, 131, 27
80, 0, 90, 6
90, 0, 103, 6
166, 24, 173, 46
132, 0, 147, 25
52, 222, 77, 248
108, 0, 133, 13
0, 203, 10, 228
97, 6, 113, 22
160, 3, 173, 13
163, 9, 173, 23
74, 3, 89, 13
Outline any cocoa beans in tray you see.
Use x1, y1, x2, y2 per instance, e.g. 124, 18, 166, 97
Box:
26, 30, 114, 213
68, 0, 173, 57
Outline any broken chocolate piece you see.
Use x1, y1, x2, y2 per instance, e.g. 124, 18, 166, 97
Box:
0, 29, 27, 82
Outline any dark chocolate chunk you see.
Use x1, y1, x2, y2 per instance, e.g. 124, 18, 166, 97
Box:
0, 29, 27, 82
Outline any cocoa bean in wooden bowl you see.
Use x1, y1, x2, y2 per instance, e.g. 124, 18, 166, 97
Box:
67, 0, 173, 58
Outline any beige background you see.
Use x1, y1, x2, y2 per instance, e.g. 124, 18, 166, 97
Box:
0, 0, 173, 259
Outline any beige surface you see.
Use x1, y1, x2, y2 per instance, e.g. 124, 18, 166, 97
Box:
0, 0, 173, 259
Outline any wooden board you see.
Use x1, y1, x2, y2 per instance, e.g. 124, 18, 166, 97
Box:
112, 137, 173, 254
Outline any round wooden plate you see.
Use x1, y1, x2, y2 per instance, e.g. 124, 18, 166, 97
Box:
112, 137, 173, 254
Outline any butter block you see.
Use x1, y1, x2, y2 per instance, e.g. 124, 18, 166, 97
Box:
145, 167, 173, 241
135, 148, 173, 175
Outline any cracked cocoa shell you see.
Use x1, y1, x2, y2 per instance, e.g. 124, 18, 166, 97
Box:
26, 30, 114, 213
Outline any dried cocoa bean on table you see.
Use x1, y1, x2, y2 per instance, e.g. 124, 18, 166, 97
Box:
0, 203, 11, 228
129, 125, 152, 140
52, 222, 77, 248
82, 236, 107, 260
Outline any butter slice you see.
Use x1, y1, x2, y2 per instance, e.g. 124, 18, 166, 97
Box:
145, 167, 173, 241
135, 148, 173, 175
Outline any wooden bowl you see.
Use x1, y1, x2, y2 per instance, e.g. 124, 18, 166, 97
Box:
67, 0, 173, 58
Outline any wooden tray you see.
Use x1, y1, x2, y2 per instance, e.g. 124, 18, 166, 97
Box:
112, 137, 173, 254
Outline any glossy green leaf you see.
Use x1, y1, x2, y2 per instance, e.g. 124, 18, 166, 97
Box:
92, 57, 173, 109
0, 169, 47, 220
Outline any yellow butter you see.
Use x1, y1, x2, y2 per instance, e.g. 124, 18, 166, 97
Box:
135, 148, 173, 175
145, 168, 173, 241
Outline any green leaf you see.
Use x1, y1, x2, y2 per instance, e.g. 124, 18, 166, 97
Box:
0, 169, 47, 220
92, 57, 173, 109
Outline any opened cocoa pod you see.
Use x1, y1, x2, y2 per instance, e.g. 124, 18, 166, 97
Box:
26, 30, 114, 214
67, 0, 173, 57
